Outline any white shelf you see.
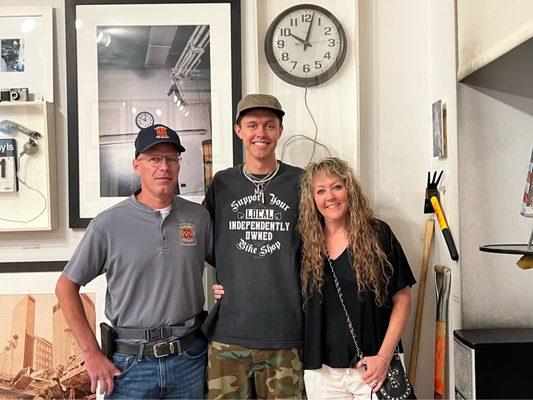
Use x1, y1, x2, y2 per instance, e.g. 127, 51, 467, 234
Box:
0, 101, 47, 107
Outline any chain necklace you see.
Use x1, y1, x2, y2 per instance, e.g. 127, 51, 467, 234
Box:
242, 161, 280, 204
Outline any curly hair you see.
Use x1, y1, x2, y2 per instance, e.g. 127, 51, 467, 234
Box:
298, 157, 393, 306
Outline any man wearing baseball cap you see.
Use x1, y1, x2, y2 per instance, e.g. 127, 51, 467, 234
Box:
203, 94, 304, 398
56, 124, 213, 399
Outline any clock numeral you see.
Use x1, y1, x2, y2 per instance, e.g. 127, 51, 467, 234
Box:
290, 18, 298, 27
291, 61, 298, 70
277, 39, 285, 49
315, 61, 322, 69
328, 38, 336, 47
303, 64, 310, 73
302, 13, 312, 22
0, 159, 5, 178
281, 52, 289, 61
318, 17, 322, 26
280, 28, 291, 37
324, 27, 332, 35
324, 51, 331, 60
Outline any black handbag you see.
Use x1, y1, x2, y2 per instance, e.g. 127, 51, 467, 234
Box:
326, 256, 415, 400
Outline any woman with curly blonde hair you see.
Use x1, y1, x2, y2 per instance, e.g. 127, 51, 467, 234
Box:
299, 157, 415, 399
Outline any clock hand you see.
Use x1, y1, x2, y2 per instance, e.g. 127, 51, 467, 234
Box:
303, 12, 315, 51
289, 33, 307, 44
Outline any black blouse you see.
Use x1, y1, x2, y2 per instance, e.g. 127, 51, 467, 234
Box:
303, 220, 416, 369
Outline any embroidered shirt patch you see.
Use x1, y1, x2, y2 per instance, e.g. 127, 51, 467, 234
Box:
179, 223, 196, 246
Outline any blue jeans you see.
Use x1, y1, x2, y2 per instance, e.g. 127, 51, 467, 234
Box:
106, 336, 207, 399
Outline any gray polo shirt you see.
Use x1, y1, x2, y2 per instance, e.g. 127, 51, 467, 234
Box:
63, 194, 213, 329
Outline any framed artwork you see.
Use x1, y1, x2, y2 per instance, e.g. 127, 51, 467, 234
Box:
522, 147, 533, 217
0, 6, 54, 101
66, 0, 242, 228
432, 100, 447, 158
0, 269, 106, 399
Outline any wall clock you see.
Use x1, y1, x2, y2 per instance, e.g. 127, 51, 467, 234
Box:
264, 4, 347, 87
135, 111, 154, 129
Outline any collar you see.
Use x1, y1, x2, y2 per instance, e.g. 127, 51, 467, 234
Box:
129, 189, 179, 215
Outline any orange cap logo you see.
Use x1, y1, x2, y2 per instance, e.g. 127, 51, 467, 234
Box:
155, 126, 169, 138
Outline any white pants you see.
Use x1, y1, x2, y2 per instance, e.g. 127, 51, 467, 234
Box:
304, 364, 374, 400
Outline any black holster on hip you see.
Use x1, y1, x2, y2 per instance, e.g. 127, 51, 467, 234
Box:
100, 322, 117, 360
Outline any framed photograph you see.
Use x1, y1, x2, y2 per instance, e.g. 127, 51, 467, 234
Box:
432, 100, 447, 158
0, 269, 106, 399
66, 0, 242, 228
0, 6, 54, 101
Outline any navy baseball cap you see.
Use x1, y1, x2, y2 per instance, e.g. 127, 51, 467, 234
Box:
134, 124, 186, 158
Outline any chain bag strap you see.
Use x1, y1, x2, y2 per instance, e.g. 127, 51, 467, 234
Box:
326, 256, 414, 400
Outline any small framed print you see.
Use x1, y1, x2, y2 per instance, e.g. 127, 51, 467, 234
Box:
432, 100, 447, 158
0, 6, 54, 101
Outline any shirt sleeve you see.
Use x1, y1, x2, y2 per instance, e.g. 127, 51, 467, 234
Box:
62, 220, 108, 286
381, 222, 417, 296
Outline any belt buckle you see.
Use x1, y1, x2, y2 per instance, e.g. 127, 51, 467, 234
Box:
153, 341, 175, 358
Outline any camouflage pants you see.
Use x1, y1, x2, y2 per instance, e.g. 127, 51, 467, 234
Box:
207, 340, 304, 399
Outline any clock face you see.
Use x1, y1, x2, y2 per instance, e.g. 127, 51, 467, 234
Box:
135, 111, 155, 129
265, 4, 347, 87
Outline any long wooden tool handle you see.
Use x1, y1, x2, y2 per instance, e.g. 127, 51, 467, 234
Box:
434, 321, 447, 399
434, 264, 451, 400
408, 219, 435, 384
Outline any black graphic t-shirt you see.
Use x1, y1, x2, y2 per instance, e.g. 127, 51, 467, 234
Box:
203, 162, 303, 349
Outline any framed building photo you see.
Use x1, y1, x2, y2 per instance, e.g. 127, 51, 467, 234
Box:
0, 6, 54, 101
0, 270, 106, 399
66, 0, 242, 228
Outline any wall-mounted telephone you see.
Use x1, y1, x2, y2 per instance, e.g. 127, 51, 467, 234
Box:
0, 119, 41, 156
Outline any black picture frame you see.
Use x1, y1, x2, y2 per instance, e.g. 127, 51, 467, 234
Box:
0, 260, 67, 273
66, 0, 242, 228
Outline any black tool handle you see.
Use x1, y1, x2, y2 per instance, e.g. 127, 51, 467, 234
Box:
442, 228, 459, 261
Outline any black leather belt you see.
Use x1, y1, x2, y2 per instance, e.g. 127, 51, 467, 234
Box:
114, 330, 200, 358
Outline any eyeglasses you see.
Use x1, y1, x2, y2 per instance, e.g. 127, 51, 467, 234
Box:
137, 155, 182, 166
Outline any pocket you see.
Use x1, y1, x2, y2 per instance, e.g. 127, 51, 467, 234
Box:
112, 353, 138, 378
183, 336, 207, 359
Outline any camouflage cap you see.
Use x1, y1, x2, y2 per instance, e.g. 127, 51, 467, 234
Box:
235, 94, 285, 122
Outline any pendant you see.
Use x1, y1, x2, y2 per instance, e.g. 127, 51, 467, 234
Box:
254, 184, 265, 203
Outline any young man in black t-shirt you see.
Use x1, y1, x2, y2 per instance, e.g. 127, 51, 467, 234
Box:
203, 94, 304, 399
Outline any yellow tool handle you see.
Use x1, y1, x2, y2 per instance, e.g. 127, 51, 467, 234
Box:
430, 196, 448, 229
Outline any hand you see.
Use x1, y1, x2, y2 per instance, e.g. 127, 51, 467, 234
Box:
289, 33, 307, 45
303, 12, 316, 51
83, 349, 121, 395
357, 354, 390, 393
212, 283, 224, 300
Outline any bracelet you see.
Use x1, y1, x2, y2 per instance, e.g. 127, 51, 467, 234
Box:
376, 354, 390, 366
